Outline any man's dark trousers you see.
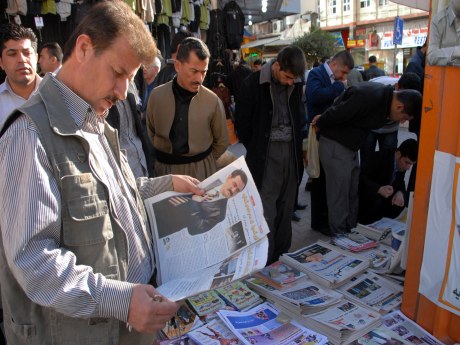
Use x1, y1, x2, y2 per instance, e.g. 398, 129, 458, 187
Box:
260, 141, 297, 265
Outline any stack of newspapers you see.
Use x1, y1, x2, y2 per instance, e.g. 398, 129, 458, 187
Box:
280, 241, 370, 288
337, 270, 403, 314
245, 275, 342, 316
286, 299, 382, 345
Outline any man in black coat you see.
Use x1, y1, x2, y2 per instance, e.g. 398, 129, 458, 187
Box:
153, 169, 247, 238
235, 46, 306, 265
359, 139, 418, 224
312, 83, 422, 236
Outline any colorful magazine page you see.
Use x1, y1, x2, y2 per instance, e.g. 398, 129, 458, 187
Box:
188, 319, 244, 345
382, 311, 445, 345
161, 303, 203, 339
255, 261, 306, 289
217, 302, 328, 345
187, 290, 227, 316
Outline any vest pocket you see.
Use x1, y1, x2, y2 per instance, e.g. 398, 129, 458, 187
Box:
8, 317, 36, 339
63, 195, 113, 246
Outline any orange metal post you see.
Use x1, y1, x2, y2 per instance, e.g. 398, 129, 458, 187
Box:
402, 66, 460, 344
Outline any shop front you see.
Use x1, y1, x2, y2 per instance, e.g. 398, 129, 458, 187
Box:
347, 18, 427, 76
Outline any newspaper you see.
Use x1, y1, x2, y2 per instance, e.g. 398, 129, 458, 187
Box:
144, 157, 270, 301
280, 241, 369, 288
331, 233, 378, 253
217, 302, 328, 345
246, 277, 342, 315
337, 271, 403, 314
349, 326, 407, 344
382, 311, 445, 345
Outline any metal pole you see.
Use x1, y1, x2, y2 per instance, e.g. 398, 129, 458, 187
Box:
393, 44, 397, 76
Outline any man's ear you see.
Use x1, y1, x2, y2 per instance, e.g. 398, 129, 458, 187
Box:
74, 34, 93, 63
174, 59, 181, 74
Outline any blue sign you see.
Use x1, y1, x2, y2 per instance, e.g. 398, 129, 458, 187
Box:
394, 16, 404, 45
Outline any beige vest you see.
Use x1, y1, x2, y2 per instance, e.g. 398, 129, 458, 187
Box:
0, 77, 148, 345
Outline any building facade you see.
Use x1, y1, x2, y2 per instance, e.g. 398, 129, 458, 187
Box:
318, 0, 428, 74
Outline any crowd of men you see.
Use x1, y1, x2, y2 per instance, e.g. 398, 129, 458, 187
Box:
0, 0, 423, 343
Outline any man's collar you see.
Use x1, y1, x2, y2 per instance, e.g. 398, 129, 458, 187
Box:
323, 61, 335, 80
259, 60, 273, 84
0, 75, 42, 98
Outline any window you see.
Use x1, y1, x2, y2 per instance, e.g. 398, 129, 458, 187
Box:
329, 0, 337, 14
360, 0, 370, 8
379, 0, 389, 5
343, 0, 350, 12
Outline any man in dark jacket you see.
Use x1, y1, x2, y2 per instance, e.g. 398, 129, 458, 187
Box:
235, 46, 306, 265
359, 139, 418, 224
305, 50, 354, 235
312, 83, 422, 236
363, 55, 385, 81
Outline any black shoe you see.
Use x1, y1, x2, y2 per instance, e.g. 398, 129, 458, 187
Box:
312, 226, 333, 236
295, 203, 308, 211
292, 211, 301, 222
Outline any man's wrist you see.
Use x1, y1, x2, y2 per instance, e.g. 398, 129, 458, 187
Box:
98, 279, 135, 322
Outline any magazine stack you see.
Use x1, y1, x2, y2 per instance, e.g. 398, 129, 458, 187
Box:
280, 241, 370, 288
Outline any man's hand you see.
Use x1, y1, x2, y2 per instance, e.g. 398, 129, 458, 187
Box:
171, 175, 204, 195
391, 191, 405, 207
127, 284, 180, 333
378, 185, 393, 198
311, 115, 321, 130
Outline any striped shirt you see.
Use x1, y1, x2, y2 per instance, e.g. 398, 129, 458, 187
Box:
0, 74, 172, 323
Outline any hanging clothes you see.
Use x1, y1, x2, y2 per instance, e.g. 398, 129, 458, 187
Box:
223, 0, 244, 50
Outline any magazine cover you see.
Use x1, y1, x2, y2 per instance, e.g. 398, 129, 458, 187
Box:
187, 290, 228, 317
215, 281, 262, 311
145, 157, 270, 301
161, 304, 204, 339
382, 311, 445, 345
281, 241, 369, 287
217, 302, 328, 345
188, 319, 243, 345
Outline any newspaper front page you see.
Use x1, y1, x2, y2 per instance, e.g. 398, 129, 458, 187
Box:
144, 157, 270, 301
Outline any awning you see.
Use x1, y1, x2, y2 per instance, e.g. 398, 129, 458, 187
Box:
240, 37, 280, 49
265, 38, 294, 47
389, 0, 430, 11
